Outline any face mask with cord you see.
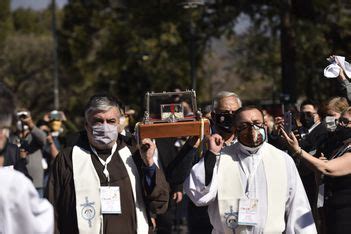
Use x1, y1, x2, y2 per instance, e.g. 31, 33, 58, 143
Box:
237, 124, 267, 149
92, 123, 118, 145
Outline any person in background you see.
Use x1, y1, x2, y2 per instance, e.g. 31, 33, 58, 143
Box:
318, 97, 349, 157
273, 100, 328, 221
167, 91, 242, 233
48, 110, 66, 148
11, 109, 47, 197
0, 109, 29, 177
282, 106, 351, 234
155, 137, 184, 234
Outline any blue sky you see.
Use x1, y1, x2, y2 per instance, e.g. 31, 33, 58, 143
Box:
11, 0, 68, 10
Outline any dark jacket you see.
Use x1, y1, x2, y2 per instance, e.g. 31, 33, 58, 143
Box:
46, 132, 169, 234
2, 141, 30, 179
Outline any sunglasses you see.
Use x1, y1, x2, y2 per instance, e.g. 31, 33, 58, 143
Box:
212, 111, 236, 122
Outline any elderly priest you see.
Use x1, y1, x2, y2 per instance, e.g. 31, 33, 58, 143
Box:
46, 94, 169, 234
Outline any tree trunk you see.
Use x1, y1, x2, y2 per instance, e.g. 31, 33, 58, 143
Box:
280, 0, 297, 103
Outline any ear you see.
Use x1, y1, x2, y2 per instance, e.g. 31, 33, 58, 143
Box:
84, 121, 89, 132
233, 126, 238, 135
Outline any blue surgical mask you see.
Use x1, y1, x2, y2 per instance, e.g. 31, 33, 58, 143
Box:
92, 123, 118, 145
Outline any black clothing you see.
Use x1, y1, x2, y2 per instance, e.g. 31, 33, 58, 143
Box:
1, 141, 30, 179
46, 132, 169, 234
324, 143, 351, 234
155, 138, 183, 234
163, 138, 213, 233
300, 123, 329, 154
297, 123, 328, 210
166, 140, 198, 186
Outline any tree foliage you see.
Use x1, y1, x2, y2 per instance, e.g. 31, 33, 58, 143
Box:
2, 0, 351, 129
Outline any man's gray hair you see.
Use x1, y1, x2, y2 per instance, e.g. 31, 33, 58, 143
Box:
84, 94, 122, 120
212, 91, 242, 110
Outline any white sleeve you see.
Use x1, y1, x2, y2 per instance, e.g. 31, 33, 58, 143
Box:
184, 156, 219, 206
284, 156, 317, 234
0, 170, 54, 234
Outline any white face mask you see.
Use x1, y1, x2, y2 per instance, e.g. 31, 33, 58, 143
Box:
92, 123, 118, 145
324, 116, 338, 132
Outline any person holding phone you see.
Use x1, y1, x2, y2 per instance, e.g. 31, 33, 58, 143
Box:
282, 106, 351, 234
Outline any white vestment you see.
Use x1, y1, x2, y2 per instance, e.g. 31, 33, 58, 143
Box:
0, 168, 54, 234
72, 144, 149, 234
184, 142, 317, 234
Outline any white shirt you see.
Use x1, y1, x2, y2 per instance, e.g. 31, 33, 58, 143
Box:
0, 168, 54, 234
184, 142, 316, 234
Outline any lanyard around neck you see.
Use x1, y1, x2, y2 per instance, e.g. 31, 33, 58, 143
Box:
90, 143, 117, 183
238, 152, 262, 198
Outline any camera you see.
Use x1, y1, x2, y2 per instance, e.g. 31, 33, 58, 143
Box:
17, 111, 29, 119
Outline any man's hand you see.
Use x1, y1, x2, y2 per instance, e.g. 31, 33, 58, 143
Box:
172, 191, 183, 203
280, 127, 301, 155
273, 116, 284, 135
151, 218, 156, 231
207, 134, 223, 155
139, 138, 156, 167
20, 115, 35, 130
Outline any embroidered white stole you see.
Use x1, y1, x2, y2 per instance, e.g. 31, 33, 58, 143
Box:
118, 146, 149, 234
72, 145, 149, 234
72, 146, 102, 234
217, 143, 287, 234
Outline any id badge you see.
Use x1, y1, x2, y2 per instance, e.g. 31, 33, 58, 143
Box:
238, 197, 259, 226
100, 186, 121, 214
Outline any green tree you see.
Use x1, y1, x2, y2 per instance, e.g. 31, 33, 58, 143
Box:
0, 0, 12, 46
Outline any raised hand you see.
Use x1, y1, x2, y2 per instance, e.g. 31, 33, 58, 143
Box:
207, 133, 224, 155
139, 138, 156, 167
280, 127, 301, 155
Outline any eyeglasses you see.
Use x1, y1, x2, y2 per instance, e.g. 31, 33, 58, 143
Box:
338, 117, 351, 126
212, 111, 236, 123
237, 122, 264, 131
